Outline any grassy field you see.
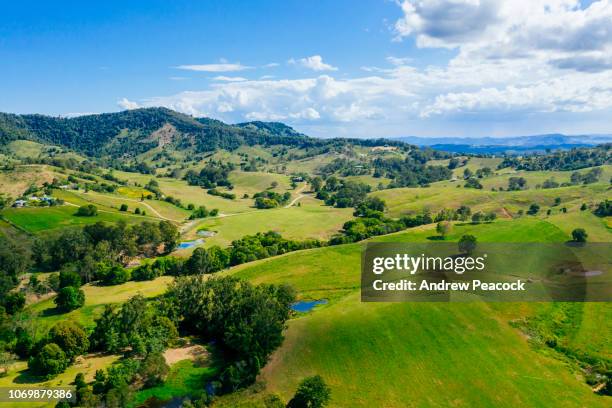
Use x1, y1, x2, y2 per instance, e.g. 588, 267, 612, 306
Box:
69, 190, 190, 221
0, 205, 149, 234
23, 276, 173, 338
0, 165, 65, 197
371, 182, 610, 218
8, 216, 610, 407
115, 171, 256, 214
0, 354, 120, 408
182, 196, 354, 249
221, 219, 610, 407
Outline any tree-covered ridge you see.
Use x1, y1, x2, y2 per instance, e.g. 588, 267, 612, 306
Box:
0, 107, 416, 160
499, 144, 611, 171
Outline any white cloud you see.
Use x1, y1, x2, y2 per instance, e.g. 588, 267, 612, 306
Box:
288, 55, 338, 71
212, 76, 248, 82
176, 63, 251, 72
386, 56, 412, 66
394, 0, 612, 72
117, 98, 139, 110
113, 1, 612, 137
263, 62, 280, 68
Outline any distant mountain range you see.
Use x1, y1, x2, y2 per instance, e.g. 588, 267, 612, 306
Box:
395, 134, 612, 154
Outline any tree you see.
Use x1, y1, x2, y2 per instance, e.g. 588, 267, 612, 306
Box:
593, 200, 612, 217
436, 221, 452, 239
139, 352, 169, 387
15, 327, 34, 358
59, 269, 82, 288
553, 197, 561, 206
464, 178, 482, 189
287, 375, 331, 408
98, 265, 130, 286
463, 168, 473, 180
310, 177, 323, 192
54, 286, 85, 312
159, 220, 179, 252
527, 203, 540, 215
580, 203, 588, 211
571, 228, 588, 243
75, 204, 98, 216
28, 343, 68, 378
458, 235, 477, 255
456, 205, 471, 221
48, 321, 89, 362
2, 292, 25, 314
119, 204, 128, 211
508, 177, 527, 191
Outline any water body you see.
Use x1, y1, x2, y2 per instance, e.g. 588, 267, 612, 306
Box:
177, 238, 204, 249
291, 299, 328, 312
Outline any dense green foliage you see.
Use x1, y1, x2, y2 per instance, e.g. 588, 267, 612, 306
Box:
54, 286, 85, 311
0, 238, 30, 312
89, 295, 177, 356
373, 154, 452, 187
593, 200, 612, 217
287, 375, 332, 408
167, 275, 295, 391
254, 190, 291, 208
184, 161, 235, 188
499, 145, 611, 171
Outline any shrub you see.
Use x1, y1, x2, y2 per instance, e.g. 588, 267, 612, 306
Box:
28, 343, 68, 378
527, 203, 540, 215
54, 286, 85, 312
571, 228, 588, 243
458, 235, 477, 254
59, 269, 82, 288
75, 204, 98, 216
287, 375, 331, 408
48, 321, 89, 362
119, 204, 128, 211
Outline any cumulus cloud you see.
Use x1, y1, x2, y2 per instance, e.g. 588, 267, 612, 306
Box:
114, 1, 612, 136
176, 63, 251, 72
288, 55, 338, 71
117, 98, 139, 110
394, 0, 612, 72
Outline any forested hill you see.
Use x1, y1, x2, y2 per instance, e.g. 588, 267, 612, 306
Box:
0, 108, 406, 158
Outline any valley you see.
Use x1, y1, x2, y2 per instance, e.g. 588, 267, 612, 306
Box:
0, 108, 610, 407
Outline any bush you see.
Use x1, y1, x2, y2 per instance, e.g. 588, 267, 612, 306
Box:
48, 321, 89, 362
139, 352, 169, 388
2, 292, 25, 314
527, 203, 540, 215
59, 269, 81, 288
99, 265, 130, 286
54, 286, 85, 312
287, 375, 331, 408
28, 343, 68, 378
571, 228, 588, 243
593, 200, 611, 217
458, 235, 477, 254
119, 204, 128, 211
75, 204, 98, 216
464, 178, 483, 189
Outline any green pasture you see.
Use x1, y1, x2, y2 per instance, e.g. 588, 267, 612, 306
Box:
223, 219, 610, 407
183, 196, 353, 249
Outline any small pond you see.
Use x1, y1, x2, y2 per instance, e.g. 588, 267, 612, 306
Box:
291, 299, 328, 312
177, 238, 204, 249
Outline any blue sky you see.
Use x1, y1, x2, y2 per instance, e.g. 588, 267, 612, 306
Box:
1, 0, 611, 138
